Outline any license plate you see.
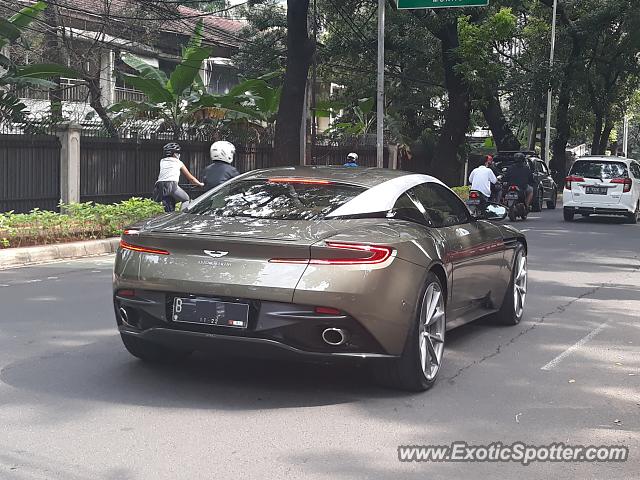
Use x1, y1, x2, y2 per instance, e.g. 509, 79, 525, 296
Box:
172, 297, 249, 329
467, 199, 481, 205
586, 186, 607, 195
506, 193, 519, 200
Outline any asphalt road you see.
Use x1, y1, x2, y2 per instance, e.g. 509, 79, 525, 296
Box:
1, 208, 639, 480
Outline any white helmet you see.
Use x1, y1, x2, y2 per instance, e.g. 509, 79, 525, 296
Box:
210, 141, 236, 164
347, 152, 358, 162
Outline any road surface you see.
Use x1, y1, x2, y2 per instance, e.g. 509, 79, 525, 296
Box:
0, 208, 638, 479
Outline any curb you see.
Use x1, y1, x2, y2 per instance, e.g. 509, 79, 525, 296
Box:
0, 238, 119, 270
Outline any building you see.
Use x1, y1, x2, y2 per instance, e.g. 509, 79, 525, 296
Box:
9, 0, 244, 123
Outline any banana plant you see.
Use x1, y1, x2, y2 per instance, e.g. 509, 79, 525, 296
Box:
110, 20, 282, 137
1, 1, 80, 123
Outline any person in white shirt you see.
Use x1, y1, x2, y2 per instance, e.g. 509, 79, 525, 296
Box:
152, 143, 204, 212
469, 156, 498, 202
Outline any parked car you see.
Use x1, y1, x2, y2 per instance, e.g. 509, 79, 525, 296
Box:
113, 167, 527, 392
494, 151, 558, 211
563, 156, 640, 224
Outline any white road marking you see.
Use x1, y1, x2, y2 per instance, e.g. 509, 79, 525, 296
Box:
541, 322, 608, 371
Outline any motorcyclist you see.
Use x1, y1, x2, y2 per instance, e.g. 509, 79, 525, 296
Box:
504, 153, 535, 209
152, 143, 203, 213
344, 152, 359, 167
203, 141, 240, 191
468, 155, 498, 205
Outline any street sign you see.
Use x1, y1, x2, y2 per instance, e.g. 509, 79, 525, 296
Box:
395, 0, 488, 8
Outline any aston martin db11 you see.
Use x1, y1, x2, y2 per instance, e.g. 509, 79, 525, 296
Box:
113, 167, 527, 391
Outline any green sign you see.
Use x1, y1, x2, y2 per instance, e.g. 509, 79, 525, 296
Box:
395, 0, 489, 8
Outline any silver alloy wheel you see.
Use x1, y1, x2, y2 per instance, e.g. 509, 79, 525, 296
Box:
514, 252, 528, 318
419, 283, 446, 381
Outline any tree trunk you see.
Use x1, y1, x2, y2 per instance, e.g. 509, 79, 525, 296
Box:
481, 86, 521, 151
273, 0, 315, 166
431, 18, 471, 186
43, 6, 64, 122
599, 116, 614, 154
591, 113, 603, 155
87, 79, 119, 138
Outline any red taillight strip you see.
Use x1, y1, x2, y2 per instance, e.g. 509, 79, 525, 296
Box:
270, 242, 394, 265
120, 240, 170, 255
565, 176, 584, 189
267, 177, 332, 185
611, 178, 632, 193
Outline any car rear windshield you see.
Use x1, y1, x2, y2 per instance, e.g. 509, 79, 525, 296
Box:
570, 161, 628, 180
188, 179, 366, 220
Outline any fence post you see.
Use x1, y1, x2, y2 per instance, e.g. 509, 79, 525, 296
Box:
57, 122, 82, 205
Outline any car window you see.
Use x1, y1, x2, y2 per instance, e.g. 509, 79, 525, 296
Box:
570, 161, 628, 180
411, 183, 471, 228
391, 193, 431, 226
188, 179, 366, 220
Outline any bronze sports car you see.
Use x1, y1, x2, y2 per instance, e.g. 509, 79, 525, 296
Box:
113, 167, 527, 391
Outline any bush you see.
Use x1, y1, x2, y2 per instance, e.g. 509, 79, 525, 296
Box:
0, 198, 164, 249
452, 186, 470, 201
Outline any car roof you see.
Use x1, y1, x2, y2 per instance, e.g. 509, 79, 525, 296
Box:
243, 166, 418, 188
575, 156, 636, 165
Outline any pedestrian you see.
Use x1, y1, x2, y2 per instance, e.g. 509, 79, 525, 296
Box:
468, 155, 498, 204
203, 141, 240, 191
152, 143, 204, 213
344, 152, 359, 167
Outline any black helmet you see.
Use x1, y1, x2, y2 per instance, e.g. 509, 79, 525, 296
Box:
163, 142, 181, 156
514, 152, 526, 164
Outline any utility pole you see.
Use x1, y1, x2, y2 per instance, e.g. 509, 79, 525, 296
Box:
622, 114, 630, 158
545, 0, 558, 165
376, 0, 385, 168
311, 0, 318, 152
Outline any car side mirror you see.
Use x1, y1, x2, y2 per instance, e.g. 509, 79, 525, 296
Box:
180, 200, 191, 212
480, 203, 508, 221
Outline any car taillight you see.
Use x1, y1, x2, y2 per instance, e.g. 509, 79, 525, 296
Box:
509, 185, 518, 192
270, 242, 394, 265
565, 176, 584, 189
117, 289, 136, 297
315, 306, 342, 315
119, 240, 170, 255
469, 191, 480, 199
611, 178, 632, 193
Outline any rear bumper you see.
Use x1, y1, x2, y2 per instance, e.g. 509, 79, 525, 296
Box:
120, 327, 397, 362
563, 204, 633, 216
114, 290, 393, 360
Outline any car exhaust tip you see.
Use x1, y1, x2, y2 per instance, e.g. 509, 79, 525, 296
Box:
119, 307, 130, 325
322, 328, 348, 346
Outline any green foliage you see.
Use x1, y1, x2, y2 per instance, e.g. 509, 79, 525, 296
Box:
0, 199, 164, 249
451, 186, 470, 201
111, 20, 282, 138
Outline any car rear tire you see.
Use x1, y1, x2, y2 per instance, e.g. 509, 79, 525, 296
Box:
494, 244, 527, 326
373, 272, 445, 392
546, 189, 557, 209
121, 334, 192, 363
532, 187, 543, 212
563, 208, 575, 222
627, 202, 639, 224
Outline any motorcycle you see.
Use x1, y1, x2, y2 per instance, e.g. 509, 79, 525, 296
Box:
504, 185, 528, 221
466, 190, 488, 217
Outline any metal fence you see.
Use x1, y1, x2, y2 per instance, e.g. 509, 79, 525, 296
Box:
0, 135, 61, 213
1, 133, 397, 213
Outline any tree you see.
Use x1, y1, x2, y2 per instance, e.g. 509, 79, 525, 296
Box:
272, 0, 315, 166
0, 1, 78, 124
111, 21, 280, 139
